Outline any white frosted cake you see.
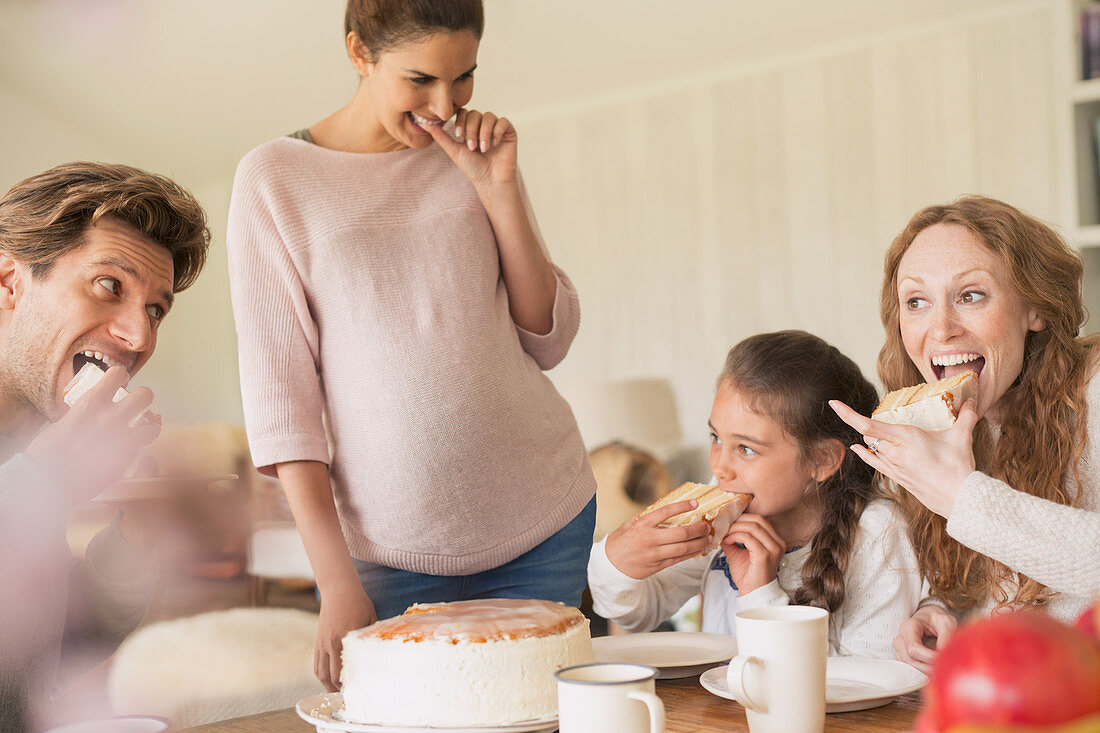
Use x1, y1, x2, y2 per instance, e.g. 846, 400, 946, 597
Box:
340, 599, 593, 727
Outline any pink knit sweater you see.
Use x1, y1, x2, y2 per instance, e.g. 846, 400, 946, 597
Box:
227, 138, 595, 575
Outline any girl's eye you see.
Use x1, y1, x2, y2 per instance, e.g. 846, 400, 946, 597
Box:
96, 277, 120, 295
146, 304, 165, 321
960, 290, 986, 304
738, 444, 757, 456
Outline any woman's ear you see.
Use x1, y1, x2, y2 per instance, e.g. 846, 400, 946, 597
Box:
1027, 307, 1045, 332
346, 31, 374, 76
810, 439, 847, 483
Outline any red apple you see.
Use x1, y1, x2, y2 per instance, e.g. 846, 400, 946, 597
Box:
1077, 602, 1100, 646
920, 610, 1100, 732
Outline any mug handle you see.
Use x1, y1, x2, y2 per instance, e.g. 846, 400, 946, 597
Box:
726, 654, 767, 713
626, 690, 665, 733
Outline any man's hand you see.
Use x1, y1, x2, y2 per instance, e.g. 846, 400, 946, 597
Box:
25, 366, 160, 502
720, 513, 786, 594
316, 584, 377, 691
604, 500, 712, 579
894, 603, 958, 672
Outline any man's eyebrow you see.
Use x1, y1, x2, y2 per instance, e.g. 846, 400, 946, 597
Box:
93, 256, 174, 308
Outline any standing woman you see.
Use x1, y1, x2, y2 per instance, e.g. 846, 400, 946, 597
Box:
831, 196, 1100, 672
227, 0, 595, 690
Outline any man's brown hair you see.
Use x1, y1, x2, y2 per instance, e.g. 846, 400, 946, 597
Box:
0, 161, 210, 292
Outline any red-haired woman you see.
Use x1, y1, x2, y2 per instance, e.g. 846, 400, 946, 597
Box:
832, 195, 1100, 672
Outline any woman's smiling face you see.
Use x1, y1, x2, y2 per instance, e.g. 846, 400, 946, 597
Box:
354, 30, 479, 151
896, 223, 1044, 421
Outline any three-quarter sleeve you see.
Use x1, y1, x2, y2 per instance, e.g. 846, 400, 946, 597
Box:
514, 266, 581, 369
226, 152, 331, 473
511, 170, 580, 370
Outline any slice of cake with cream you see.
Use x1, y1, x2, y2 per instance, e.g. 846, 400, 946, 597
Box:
64, 361, 151, 427
872, 371, 978, 431
637, 481, 751, 552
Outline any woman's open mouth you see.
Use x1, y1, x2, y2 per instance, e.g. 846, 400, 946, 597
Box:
931, 352, 984, 381
407, 112, 445, 131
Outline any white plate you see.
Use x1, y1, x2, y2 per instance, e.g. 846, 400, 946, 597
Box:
700, 657, 927, 713
592, 632, 738, 679
93, 474, 239, 502
296, 693, 558, 733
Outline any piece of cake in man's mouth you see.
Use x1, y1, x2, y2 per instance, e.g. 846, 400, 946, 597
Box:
872, 371, 978, 431
64, 361, 152, 427
339, 598, 593, 727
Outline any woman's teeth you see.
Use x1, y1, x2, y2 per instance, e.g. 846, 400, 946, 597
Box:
409, 112, 444, 128
932, 353, 981, 367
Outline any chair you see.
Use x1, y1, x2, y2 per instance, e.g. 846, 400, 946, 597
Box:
108, 608, 323, 727
246, 521, 314, 606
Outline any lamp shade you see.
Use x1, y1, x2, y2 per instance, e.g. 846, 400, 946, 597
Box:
555, 377, 683, 460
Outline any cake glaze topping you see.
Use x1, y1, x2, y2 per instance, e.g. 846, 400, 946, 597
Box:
354, 598, 583, 643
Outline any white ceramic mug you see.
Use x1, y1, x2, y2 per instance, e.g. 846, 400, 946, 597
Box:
556, 662, 665, 733
726, 605, 828, 733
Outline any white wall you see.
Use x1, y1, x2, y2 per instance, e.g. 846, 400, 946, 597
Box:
0, 0, 1079, 474
521, 2, 1066, 473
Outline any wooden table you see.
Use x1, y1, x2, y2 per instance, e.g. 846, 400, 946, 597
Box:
180, 675, 920, 732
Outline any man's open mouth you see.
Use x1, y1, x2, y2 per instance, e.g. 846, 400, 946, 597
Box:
73, 350, 121, 375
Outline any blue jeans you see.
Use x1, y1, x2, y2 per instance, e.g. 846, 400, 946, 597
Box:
353, 496, 596, 620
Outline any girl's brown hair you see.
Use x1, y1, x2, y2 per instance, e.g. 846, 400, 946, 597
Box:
719, 330, 882, 613
345, 0, 485, 60
878, 195, 1099, 610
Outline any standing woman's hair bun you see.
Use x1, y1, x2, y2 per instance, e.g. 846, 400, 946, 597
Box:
345, 0, 485, 60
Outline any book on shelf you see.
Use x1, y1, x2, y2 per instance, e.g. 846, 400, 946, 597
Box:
1083, 4, 1100, 80
1094, 116, 1100, 204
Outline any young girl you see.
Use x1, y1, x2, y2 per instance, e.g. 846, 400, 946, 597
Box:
588, 331, 922, 658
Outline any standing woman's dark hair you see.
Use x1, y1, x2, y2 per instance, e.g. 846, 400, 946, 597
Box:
719, 330, 881, 612
345, 0, 484, 59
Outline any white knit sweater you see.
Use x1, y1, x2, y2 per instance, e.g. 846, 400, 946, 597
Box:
944, 370, 1100, 621
588, 499, 923, 659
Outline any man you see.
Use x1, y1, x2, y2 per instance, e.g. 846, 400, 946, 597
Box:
0, 162, 210, 730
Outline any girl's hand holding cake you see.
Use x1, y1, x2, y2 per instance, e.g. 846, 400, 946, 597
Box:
604, 499, 712, 580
